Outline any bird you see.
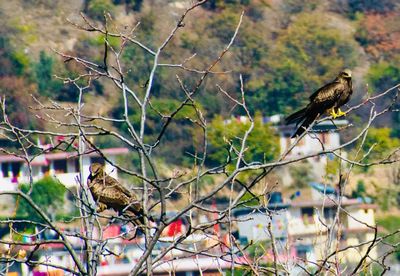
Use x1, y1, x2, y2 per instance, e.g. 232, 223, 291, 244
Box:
285, 69, 353, 138
87, 163, 149, 226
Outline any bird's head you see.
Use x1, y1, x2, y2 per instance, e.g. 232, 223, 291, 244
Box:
339, 69, 352, 79
89, 163, 104, 176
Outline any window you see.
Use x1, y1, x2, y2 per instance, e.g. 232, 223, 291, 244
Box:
53, 160, 67, 173
1, 163, 9, 177
74, 159, 79, 172
323, 208, 336, 222
301, 207, 314, 217
42, 165, 50, 175
11, 163, 21, 177
301, 207, 314, 224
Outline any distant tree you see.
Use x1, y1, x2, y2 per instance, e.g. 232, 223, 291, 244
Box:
347, 0, 397, 17
0, 3, 398, 275
17, 177, 67, 223
34, 51, 54, 96
248, 12, 358, 115
86, 0, 115, 21
355, 13, 400, 60
359, 128, 400, 166
207, 114, 280, 166
351, 180, 366, 198
280, 0, 320, 15
365, 61, 400, 134
289, 161, 313, 188
0, 76, 39, 128
367, 62, 400, 92
376, 215, 400, 261
112, 0, 143, 13
33, 50, 66, 99
203, 0, 251, 10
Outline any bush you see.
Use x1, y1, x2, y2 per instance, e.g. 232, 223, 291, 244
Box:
207, 114, 280, 166
376, 215, 400, 261
86, 0, 115, 21
17, 177, 67, 223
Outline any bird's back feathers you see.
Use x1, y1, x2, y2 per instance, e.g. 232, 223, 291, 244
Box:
87, 163, 151, 227
285, 69, 353, 138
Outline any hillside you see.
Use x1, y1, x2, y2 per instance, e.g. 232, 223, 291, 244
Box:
0, 0, 399, 161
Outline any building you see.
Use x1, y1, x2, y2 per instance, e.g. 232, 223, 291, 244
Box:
277, 118, 349, 184
233, 186, 377, 271
278, 119, 348, 158
0, 147, 129, 190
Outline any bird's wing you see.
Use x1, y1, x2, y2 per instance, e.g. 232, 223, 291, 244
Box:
94, 182, 131, 206
309, 81, 344, 104
104, 176, 137, 200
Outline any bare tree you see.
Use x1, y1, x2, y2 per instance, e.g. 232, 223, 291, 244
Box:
0, 1, 399, 275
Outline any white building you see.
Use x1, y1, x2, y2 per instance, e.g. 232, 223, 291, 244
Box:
279, 119, 348, 157
233, 188, 378, 269
277, 119, 349, 183
0, 147, 129, 190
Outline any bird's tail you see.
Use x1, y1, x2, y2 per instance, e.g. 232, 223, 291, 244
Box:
285, 107, 307, 126
127, 205, 154, 226
291, 112, 319, 138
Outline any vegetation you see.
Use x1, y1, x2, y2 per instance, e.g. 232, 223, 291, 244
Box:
0, 0, 398, 182
376, 215, 400, 261
207, 114, 280, 166
0, 1, 398, 275
289, 161, 313, 188
359, 128, 400, 165
17, 177, 67, 223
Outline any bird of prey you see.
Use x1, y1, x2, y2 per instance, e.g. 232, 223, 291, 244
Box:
87, 163, 148, 226
285, 69, 353, 138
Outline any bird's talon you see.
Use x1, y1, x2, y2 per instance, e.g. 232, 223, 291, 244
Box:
330, 110, 338, 119
337, 109, 346, 117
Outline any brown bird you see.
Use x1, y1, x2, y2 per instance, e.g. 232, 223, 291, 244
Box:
87, 163, 149, 226
285, 69, 353, 138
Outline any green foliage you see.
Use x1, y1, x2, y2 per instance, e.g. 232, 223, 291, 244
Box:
33, 51, 62, 97
225, 267, 253, 276
351, 180, 366, 198
346, 0, 397, 18
281, 0, 320, 15
17, 177, 67, 223
121, 44, 154, 94
325, 156, 341, 177
367, 61, 400, 92
376, 215, 400, 261
366, 62, 400, 137
112, 0, 143, 12
360, 128, 400, 164
204, 0, 251, 10
207, 114, 280, 166
10, 50, 30, 76
239, 191, 260, 206
249, 12, 358, 114
289, 161, 313, 188
87, 34, 120, 48
86, 0, 115, 21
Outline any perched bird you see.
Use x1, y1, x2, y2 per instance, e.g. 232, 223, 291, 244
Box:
87, 163, 149, 226
285, 69, 353, 138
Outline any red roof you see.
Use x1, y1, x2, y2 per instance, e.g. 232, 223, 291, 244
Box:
0, 148, 129, 163
0, 155, 25, 162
